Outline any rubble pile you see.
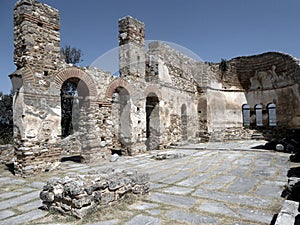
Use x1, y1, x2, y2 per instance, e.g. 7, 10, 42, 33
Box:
40, 169, 150, 218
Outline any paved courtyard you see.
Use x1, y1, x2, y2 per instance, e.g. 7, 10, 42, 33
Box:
0, 140, 291, 225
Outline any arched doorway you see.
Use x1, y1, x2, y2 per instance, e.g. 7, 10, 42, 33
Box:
146, 93, 160, 150
61, 77, 89, 138
111, 87, 132, 150
181, 104, 188, 141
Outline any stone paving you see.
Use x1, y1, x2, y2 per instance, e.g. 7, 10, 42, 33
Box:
0, 140, 291, 225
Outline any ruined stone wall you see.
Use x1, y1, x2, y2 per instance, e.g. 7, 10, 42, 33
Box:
11, 0, 63, 176
146, 42, 200, 145
40, 169, 150, 219
11, 0, 118, 175
202, 52, 300, 141
159, 87, 199, 146
232, 52, 300, 129
147, 42, 200, 91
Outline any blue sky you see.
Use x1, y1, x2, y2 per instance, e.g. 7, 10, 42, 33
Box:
1, 0, 300, 93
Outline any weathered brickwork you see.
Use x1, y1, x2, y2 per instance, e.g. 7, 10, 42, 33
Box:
9, 0, 300, 176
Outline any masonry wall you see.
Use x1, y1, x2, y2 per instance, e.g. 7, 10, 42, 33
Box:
203, 52, 300, 141
146, 42, 200, 144
233, 52, 300, 129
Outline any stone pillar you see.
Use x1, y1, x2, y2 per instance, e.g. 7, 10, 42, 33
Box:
118, 16, 145, 78
11, 0, 62, 176
79, 103, 105, 162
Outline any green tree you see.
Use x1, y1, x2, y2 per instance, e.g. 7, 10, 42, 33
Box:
0, 92, 13, 145
219, 58, 228, 72
60, 45, 83, 65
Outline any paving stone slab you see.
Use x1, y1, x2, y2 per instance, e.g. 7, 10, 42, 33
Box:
123, 214, 160, 225
0, 191, 40, 210
151, 192, 196, 208
230, 223, 258, 225
0, 191, 23, 199
161, 186, 194, 195
221, 153, 242, 161
255, 180, 285, 198
198, 201, 238, 217
129, 202, 159, 210
44, 224, 71, 225
251, 167, 277, 178
0, 177, 12, 182
236, 208, 273, 224
0, 209, 15, 220
0, 209, 47, 225
253, 158, 272, 167
0, 177, 25, 186
166, 209, 218, 224
147, 209, 161, 216
208, 175, 236, 184
193, 188, 270, 208
190, 151, 208, 157
42, 224, 71, 225
232, 158, 253, 166
18, 199, 42, 211
86, 220, 119, 225
177, 173, 210, 187
228, 177, 257, 193
214, 163, 234, 173
160, 170, 192, 184
149, 170, 178, 182
150, 182, 168, 190
27, 181, 45, 189
18, 187, 35, 193
228, 167, 249, 176
201, 182, 227, 190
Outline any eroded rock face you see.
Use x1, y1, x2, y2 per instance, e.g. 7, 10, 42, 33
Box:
40, 169, 150, 218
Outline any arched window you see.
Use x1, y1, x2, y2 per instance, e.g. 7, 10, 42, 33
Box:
61, 78, 89, 138
268, 103, 276, 126
255, 104, 263, 126
242, 104, 251, 126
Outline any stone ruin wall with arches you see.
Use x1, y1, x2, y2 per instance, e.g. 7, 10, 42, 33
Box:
10, 0, 300, 176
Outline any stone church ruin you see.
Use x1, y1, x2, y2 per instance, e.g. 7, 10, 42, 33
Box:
9, 0, 300, 176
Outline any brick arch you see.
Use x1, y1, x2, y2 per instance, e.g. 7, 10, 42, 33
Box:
105, 78, 135, 99
144, 85, 162, 99
21, 66, 35, 84
54, 67, 97, 97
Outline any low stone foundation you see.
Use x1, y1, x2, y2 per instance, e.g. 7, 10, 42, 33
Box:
40, 169, 150, 218
14, 143, 61, 177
